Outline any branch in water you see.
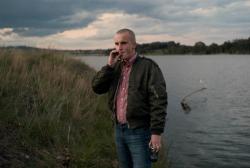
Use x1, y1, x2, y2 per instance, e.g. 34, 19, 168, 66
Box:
181, 87, 207, 113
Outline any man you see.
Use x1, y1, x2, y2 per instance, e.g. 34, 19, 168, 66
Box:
92, 28, 167, 168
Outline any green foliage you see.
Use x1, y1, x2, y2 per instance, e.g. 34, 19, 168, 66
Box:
0, 49, 117, 167
136, 37, 250, 55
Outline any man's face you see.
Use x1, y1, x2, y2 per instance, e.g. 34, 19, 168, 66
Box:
113, 32, 136, 60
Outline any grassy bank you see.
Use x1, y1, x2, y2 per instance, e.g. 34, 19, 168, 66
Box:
0, 48, 169, 168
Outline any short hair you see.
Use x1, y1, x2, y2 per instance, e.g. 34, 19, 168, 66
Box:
116, 28, 136, 44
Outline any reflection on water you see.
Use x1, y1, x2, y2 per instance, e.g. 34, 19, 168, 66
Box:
76, 55, 250, 168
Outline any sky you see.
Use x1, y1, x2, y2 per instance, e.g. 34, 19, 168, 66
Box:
0, 0, 250, 50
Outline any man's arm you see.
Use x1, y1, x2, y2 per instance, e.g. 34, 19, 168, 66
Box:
92, 65, 115, 94
148, 63, 168, 134
92, 50, 121, 94
147, 62, 168, 151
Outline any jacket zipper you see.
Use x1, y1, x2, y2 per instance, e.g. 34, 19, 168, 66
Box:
126, 57, 137, 129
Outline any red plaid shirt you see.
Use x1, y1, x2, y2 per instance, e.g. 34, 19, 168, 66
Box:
116, 54, 137, 124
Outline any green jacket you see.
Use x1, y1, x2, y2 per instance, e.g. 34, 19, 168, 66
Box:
92, 55, 168, 135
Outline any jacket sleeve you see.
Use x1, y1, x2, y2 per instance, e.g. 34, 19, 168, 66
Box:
92, 65, 115, 94
148, 63, 168, 135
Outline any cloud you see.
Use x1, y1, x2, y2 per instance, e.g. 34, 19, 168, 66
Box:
39, 12, 164, 49
190, 7, 218, 17
0, 0, 250, 49
62, 11, 91, 24
0, 28, 18, 41
0, 12, 168, 49
0, 0, 100, 36
0, 28, 14, 37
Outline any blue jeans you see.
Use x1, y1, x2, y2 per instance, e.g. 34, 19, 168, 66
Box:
115, 123, 152, 168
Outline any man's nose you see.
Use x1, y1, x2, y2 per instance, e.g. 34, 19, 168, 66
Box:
117, 44, 123, 50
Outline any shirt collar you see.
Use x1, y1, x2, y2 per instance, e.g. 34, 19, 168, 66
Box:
122, 53, 137, 67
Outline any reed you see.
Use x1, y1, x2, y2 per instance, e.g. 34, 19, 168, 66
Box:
0, 48, 116, 167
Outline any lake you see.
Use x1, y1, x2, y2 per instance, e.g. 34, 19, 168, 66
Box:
75, 55, 250, 168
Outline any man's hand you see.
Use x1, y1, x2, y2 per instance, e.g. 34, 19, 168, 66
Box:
108, 50, 120, 67
149, 134, 161, 152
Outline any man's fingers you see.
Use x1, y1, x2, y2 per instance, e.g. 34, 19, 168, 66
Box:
110, 50, 118, 55
148, 140, 152, 147
149, 136, 162, 152
108, 50, 120, 66
149, 142, 161, 152
152, 145, 161, 152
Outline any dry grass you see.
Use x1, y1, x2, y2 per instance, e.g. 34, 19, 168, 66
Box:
0, 48, 116, 168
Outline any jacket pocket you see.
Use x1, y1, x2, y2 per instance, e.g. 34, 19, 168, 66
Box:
127, 86, 149, 118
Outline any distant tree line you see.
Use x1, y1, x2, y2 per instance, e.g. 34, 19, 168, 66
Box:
135, 37, 250, 55
1, 37, 250, 55
102, 37, 250, 55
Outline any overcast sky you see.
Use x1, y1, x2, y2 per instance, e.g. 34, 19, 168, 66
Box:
0, 0, 250, 49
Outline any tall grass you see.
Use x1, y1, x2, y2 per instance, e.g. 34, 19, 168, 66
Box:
0, 48, 169, 168
0, 48, 117, 167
